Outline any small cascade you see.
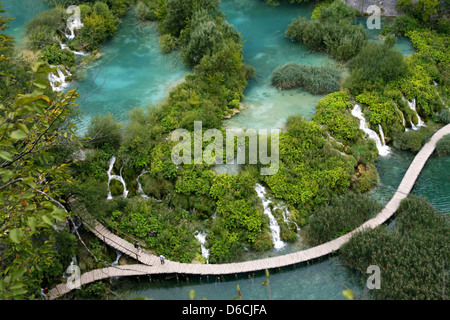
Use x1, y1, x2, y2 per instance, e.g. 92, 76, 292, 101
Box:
65, 15, 83, 40
378, 124, 386, 146
195, 231, 210, 264
406, 99, 425, 130
254, 183, 286, 250
136, 170, 150, 199
279, 205, 300, 234
60, 41, 89, 57
48, 66, 70, 92
400, 111, 409, 131
62, 256, 78, 280
112, 250, 122, 266
106, 156, 129, 200
351, 105, 391, 156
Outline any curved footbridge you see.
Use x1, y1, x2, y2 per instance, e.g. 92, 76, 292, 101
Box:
49, 124, 450, 300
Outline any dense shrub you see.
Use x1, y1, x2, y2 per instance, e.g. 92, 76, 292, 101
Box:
394, 127, 433, 153
86, 113, 123, 153
439, 110, 450, 124
264, 116, 357, 217
70, 2, 120, 51
159, 33, 178, 53
41, 45, 76, 67
341, 196, 450, 300
136, 0, 158, 21
344, 42, 409, 94
393, 126, 435, 153
381, 14, 420, 36
25, 7, 67, 49
285, 0, 366, 61
157, 0, 220, 37
313, 91, 360, 142
397, 0, 440, 23
271, 62, 341, 94
435, 134, 450, 157
304, 192, 383, 246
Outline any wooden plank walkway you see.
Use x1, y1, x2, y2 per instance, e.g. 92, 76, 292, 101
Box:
49, 124, 450, 300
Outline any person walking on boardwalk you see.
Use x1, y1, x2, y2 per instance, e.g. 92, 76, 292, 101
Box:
160, 255, 165, 265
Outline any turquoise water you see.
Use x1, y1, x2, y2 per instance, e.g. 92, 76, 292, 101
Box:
111, 257, 365, 300
221, 0, 333, 130
3, 0, 446, 301
2, 0, 49, 43
67, 11, 189, 133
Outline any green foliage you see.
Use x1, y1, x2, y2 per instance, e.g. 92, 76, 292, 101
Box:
270, 62, 341, 94
304, 192, 383, 246
264, 116, 357, 215
439, 110, 450, 124
435, 133, 450, 157
345, 42, 409, 94
86, 113, 123, 153
159, 33, 178, 53
382, 14, 420, 36
1, 11, 32, 100
106, 197, 200, 262
25, 7, 67, 50
285, 0, 366, 61
313, 91, 360, 142
393, 126, 436, 153
355, 92, 401, 137
310, 1, 332, 20
209, 172, 266, 246
70, 2, 120, 51
157, 0, 220, 37
397, 0, 440, 23
341, 196, 450, 300
0, 56, 80, 299
41, 45, 76, 67
136, 0, 159, 21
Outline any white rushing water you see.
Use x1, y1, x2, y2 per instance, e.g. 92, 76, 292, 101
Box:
195, 231, 210, 264
351, 104, 391, 156
406, 99, 425, 130
48, 14, 87, 93
106, 156, 129, 200
136, 169, 150, 199
48, 66, 70, 92
65, 15, 83, 40
254, 183, 286, 250
112, 250, 123, 266
60, 42, 89, 57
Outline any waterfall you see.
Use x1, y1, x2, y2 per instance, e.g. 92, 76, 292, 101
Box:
62, 256, 78, 280
136, 170, 150, 199
278, 205, 300, 234
406, 99, 425, 130
48, 66, 70, 92
195, 231, 210, 264
351, 105, 391, 156
65, 15, 83, 40
400, 111, 409, 131
60, 41, 89, 57
254, 183, 285, 250
106, 156, 129, 200
378, 124, 386, 146
112, 250, 122, 266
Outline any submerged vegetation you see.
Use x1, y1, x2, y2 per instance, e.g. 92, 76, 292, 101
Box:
0, 0, 449, 300
271, 62, 341, 94
341, 196, 450, 300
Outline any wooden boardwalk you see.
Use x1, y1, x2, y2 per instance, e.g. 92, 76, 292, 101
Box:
49, 124, 450, 300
